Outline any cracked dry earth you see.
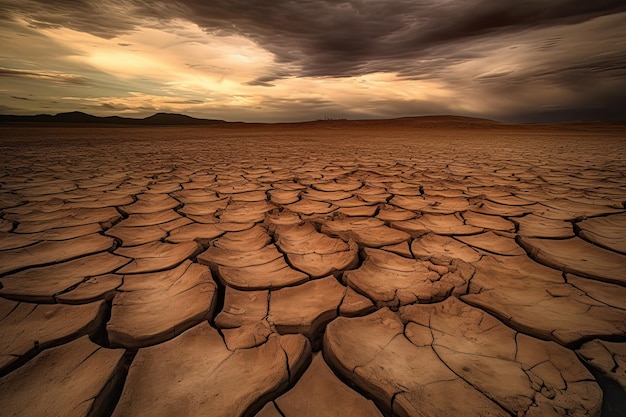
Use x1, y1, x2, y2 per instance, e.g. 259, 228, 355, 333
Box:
0, 125, 625, 417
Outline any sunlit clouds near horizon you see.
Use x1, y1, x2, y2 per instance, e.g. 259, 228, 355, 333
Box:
1, 1, 625, 122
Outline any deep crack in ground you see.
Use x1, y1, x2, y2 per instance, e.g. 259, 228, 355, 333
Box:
0, 124, 625, 416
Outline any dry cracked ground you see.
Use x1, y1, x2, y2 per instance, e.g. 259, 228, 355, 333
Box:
0, 124, 625, 417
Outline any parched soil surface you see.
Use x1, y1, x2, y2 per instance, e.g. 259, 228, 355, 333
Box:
0, 123, 625, 417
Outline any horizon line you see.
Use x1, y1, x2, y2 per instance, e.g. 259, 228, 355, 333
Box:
2, 110, 625, 126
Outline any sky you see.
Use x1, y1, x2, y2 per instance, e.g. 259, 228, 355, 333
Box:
1, 0, 625, 122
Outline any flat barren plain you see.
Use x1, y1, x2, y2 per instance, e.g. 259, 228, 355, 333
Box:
0, 120, 625, 417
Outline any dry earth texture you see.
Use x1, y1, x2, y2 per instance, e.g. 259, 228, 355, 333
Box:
0, 120, 625, 417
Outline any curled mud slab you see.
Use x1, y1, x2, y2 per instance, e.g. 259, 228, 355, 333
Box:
0, 125, 625, 416
324, 299, 602, 417
275, 223, 359, 277
111, 323, 310, 417
344, 248, 472, 308
107, 261, 218, 348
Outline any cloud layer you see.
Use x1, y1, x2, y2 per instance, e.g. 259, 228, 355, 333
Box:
1, 0, 625, 121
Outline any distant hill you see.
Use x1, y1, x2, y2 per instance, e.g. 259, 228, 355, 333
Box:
267, 115, 508, 131
0, 111, 226, 125
391, 115, 504, 127
1, 112, 505, 128
1, 112, 623, 131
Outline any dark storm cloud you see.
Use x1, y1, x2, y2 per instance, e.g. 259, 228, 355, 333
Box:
508, 88, 626, 123
2, 0, 625, 121
0, 0, 189, 38
246, 75, 280, 87
156, 0, 626, 79
0, 0, 137, 38
246, 70, 293, 87
100, 102, 129, 110
4, 0, 625, 77
0, 67, 90, 85
257, 96, 336, 111
164, 99, 205, 105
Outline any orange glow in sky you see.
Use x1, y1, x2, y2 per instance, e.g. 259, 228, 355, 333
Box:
1, 1, 625, 122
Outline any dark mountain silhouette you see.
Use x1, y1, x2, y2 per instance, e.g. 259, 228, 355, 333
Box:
299, 115, 506, 128
1, 112, 622, 130
0, 111, 226, 125
139, 113, 223, 125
